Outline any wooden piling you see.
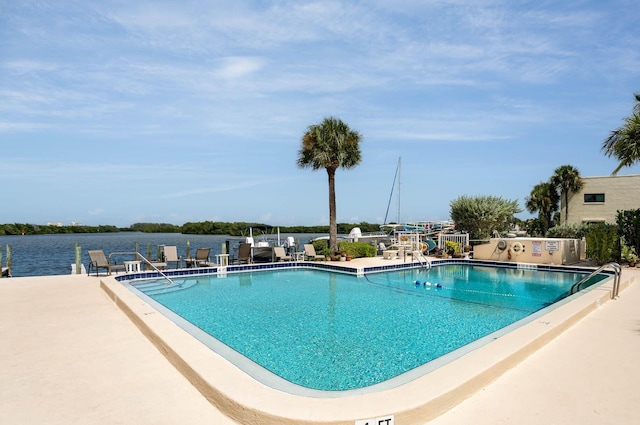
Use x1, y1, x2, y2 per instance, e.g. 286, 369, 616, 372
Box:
1, 244, 12, 277
75, 243, 81, 274
6, 244, 11, 277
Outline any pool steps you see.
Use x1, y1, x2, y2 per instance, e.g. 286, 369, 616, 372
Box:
133, 279, 197, 296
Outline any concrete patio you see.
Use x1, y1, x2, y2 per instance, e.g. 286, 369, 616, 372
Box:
1, 260, 638, 424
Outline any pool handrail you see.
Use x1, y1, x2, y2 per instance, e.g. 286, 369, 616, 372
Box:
109, 251, 177, 286
569, 262, 620, 298
412, 250, 431, 272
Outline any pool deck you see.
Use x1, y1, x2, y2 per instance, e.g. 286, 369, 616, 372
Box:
1, 257, 639, 424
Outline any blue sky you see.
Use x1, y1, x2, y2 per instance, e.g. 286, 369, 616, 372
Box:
1, 0, 639, 228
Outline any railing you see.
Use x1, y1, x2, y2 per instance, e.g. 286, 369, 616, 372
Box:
412, 250, 431, 273
109, 251, 177, 286
569, 262, 621, 299
438, 233, 470, 250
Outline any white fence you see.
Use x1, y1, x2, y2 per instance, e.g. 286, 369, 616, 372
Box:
438, 233, 469, 250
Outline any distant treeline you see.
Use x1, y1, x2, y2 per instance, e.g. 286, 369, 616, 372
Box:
0, 223, 122, 236
0, 221, 383, 236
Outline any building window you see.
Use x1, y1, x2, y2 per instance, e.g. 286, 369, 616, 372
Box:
584, 193, 605, 203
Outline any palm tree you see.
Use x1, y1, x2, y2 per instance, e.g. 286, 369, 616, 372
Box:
602, 93, 640, 175
550, 164, 583, 224
297, 117, 363, 252
525, 182, 559, 235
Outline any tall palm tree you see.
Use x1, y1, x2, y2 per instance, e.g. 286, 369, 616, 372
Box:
297, 117, 363, 252
550, 164, 583, 224
525, 182, 559, 235
602, 93, 640, 175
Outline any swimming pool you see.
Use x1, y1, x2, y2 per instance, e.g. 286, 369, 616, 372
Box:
126, 263, 607, 393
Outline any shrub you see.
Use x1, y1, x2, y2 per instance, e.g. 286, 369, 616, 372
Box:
546, 223, 590, 239
312, 239, 331, 257
450, 195, 521, 240
621, 241, 638, 264
337, 241, 376, 258
585, 224, 619, 265
444, 240, 462, 255
616, 209, 640, 255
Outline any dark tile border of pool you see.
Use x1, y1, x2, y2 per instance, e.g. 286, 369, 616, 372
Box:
103, 260, 625, 425
114, 258, 615, 283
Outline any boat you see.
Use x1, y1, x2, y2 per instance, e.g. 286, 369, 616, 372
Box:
242, 225, 295, 263
345, 226, 395, 246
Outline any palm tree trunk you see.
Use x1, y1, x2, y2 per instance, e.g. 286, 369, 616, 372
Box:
327, 168, 338, 252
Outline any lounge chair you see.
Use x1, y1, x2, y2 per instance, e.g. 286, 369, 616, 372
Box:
303, 244, 325, 261
87, 250, 125, 276
161, 245, 182, 268
235, 243, 252, 264
273, 246, 292, 262
186, 248, 211, 268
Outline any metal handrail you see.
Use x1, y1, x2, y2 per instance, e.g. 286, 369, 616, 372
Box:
412, 250, 431, 272
569, 262, 621, 299
109, 251, 177, 286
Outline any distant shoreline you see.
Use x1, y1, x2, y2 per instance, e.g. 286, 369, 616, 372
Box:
0, 221, 385, 237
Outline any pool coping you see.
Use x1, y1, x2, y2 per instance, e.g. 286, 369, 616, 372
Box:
101, 259, 630, 425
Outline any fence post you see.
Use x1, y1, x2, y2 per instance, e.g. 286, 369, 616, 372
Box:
186, 240, 191, 259
147, 244, 152, 270
75, 243, 81, 274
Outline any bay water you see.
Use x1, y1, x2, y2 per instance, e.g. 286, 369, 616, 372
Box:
0, 232, 321, 277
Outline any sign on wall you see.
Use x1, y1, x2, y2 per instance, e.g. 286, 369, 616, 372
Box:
545, 240, 559, 252
532, 240, 542, 257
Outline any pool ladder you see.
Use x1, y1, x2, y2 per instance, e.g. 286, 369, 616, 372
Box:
412, 250, 431, 273
110, 251, 177, 286
569, 262, 621, 299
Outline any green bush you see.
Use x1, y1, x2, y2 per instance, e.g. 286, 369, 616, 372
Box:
585, 224, 619, 265
311, 240, 376, 258
616, 209, 640, 256
337, 241, 377, 258
444, 240, 462, 255
450, 195, 521, 240
546, 223, 590, 239
312, 239, 331, 257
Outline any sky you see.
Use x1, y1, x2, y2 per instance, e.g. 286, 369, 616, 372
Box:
1, 0, 639, 228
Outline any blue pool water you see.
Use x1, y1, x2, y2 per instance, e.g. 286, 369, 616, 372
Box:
131, 264, 604, 392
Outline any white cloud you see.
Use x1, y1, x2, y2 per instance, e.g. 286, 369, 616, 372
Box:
214, 57, 266, 80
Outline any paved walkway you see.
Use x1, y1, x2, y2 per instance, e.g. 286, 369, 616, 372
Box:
431, 267, 640, 425
1, 264, 638, 425
0, 274, 234, 425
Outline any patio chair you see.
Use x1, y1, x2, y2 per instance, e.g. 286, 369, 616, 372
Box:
87, 250, 125, 276
235, 243, 252, 265
161, 245, 182, 268
304, 244, 325, 261
273, 246, 292, 262
186, 248, 211, 267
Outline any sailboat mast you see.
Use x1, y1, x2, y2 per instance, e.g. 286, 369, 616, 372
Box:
397, 157, 401, 224
383, 157, 401, 225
